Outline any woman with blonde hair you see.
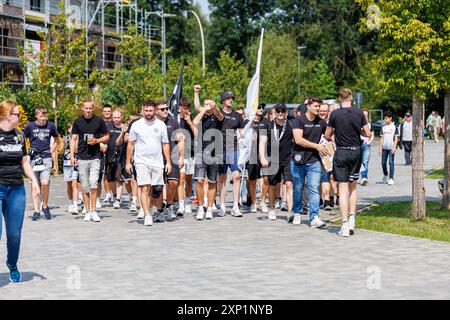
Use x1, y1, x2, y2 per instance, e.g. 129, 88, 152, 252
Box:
0, 100, 40, 282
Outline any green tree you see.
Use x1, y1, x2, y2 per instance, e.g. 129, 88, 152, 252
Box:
358, 0, 450, 219
301, 58, 337, 99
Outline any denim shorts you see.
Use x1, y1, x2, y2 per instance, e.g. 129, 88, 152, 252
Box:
218, 151, 240, 175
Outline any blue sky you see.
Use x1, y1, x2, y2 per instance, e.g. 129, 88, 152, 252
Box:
194, 0, 210, 17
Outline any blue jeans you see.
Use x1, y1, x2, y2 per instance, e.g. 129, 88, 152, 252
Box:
291, 160, 323, 221
0, 183, 26, 266
360, 143, 371, 179
382, 150, 395, 179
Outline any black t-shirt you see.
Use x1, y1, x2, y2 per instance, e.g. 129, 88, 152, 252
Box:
23, 121, 59, 159
178, 115, 195, 158
263, 119, 293, 164
72, 115, 108, 160
292, 114, 327, 164
0, 129, 27, 185
197, 112, 223, 155
221, 109, 245, 151
328, 107, 367, 148
106, 122, 123, 163
164, 117, 181, 150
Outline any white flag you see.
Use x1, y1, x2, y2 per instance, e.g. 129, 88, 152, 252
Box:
238, 29, 264, 168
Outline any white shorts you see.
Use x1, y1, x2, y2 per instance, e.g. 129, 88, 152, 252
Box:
180, 158, 194, 175
135, 164, 164, 186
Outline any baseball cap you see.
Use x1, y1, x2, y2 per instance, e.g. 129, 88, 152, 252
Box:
405, 112, 411, 117
220, 91, 235, 102
298, 103, 307, 114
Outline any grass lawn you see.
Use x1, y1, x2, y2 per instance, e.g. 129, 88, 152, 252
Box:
425, 168, 444, 179
348, 202, 450, 242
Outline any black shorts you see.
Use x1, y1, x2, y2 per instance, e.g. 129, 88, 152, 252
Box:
105, 162, 118, 182
164, 163, 180, 183
194, 162, 218, 183
268, 162, 293, 186
333, 148, 362, 183
247, 163, 261, 181
98, 160, 105, 183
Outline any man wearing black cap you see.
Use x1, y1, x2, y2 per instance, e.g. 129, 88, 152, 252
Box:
399, 112, 413, 165
217, 91, 246, 217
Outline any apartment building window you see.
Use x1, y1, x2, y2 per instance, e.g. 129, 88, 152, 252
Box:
29, 0, 44, 12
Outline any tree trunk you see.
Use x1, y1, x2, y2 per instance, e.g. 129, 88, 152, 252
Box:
443, 90, 450, 209
412, 97, 426, 219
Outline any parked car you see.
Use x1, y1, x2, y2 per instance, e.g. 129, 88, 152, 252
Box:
371, 120, 384, 137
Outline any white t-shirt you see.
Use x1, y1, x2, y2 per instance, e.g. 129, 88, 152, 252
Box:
402, 121, 413, 142
381, 123, 399, 150
361, 122, 372, 144
129, 118, 169, 168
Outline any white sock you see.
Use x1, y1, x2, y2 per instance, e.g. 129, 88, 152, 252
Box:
221, 203, 226, 209
207, 207, 212, 211
73, 200, 78, 207
132, 196, 138, 204
233, 202, 239, 208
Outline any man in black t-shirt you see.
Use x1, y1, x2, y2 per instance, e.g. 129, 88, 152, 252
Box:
156, 101, 185, 221
217, 91, 245, 218
246, 104, 270, 214
71, 100, 109, 222
325, 88, 371, 237
105, 109, 125, 209
193, 98, 224, 220
292, 97, 328, 228
260, 104, 294, 221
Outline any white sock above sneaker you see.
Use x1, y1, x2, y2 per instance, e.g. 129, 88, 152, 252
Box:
233, 202, 239, 209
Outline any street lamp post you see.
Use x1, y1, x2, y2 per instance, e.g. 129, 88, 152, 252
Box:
297, 45, 306, 99
188, 10, 206, 77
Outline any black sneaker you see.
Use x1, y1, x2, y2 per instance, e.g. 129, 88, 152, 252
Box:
42, 207, 52, 220
32, 212, 40, 221
324, 200, 332, 211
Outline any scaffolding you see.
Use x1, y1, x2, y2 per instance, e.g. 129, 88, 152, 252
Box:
0, 0, 163, 86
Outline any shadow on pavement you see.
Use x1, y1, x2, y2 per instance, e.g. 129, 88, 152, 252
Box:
0, 272, 47, 287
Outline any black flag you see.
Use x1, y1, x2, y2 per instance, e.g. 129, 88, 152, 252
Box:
167, 65, 184, 117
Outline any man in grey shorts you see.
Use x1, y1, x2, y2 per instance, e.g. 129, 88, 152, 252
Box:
24, 107, 60, 221
71, 99, 109, 223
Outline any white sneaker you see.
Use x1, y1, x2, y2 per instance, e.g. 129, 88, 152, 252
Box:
231, 206, 243, 217
113, 200, 121, 209
130, 203, 138, 212
287, 211, 295, 223
185, 205, 192, 215
250, 204, 257, 213
293, 214, 302, 225
275, 199, 281, 209
268, 210, 277, 221
137, 209, 145, 220
361, 178, 368, 186
96, 199, 102, 209
68, 205, 79, 215
196, 207, 205, 220
338, 223, 350, 237
81, 206, 87, 214
144, 215, 153, 226
83, 213, 91, 222
382, 176, 389, 184
212, 202, 218, 211
260, 202, 269, 213
218, 206, 226, 217
388, 178, 395, 186
349, 214, 356, 235
311, 216, 326, 228
206, 208, 213, 220
102, 194, 112, 204
91, 211, 101, 222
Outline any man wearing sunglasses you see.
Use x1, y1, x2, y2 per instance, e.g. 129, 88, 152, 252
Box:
155, 101, 185, 222
260, 104, 294, 221
244, 104, 271, 213
217, 91, 246, 218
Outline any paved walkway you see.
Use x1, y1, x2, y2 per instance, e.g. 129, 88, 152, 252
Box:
1, 140, 449, 299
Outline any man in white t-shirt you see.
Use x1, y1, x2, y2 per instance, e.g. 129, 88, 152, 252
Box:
379, 111, 399, 185
126, 100, 172, 226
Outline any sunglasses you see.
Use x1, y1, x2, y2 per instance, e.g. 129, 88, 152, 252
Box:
10, 113, 20, 116
275, 108, 286, 114
158, 108, 168, 112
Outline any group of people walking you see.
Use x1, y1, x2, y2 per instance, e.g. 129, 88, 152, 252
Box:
9, 85, 431, 283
